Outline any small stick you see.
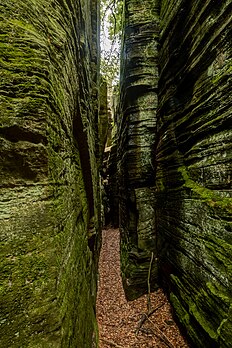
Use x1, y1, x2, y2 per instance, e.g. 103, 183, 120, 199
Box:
147, 251, 154, 313
146, 316, 175, 348
135, 301, 165, 335
100, 338, 125, 348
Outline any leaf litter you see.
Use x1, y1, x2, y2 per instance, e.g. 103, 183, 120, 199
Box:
96, 228, 190, 348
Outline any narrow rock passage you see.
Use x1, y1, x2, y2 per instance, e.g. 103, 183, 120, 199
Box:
97, 229, 189, 348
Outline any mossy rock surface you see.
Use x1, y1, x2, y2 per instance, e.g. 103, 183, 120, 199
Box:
0, 0, 100, 347
117, 0, 232, 346
117, 0, 160, 300
156, 0, 232, 346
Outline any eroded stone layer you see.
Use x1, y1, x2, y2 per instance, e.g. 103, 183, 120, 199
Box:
156, 1, 232, 346
118, 0, 160, 299
108, 142, 119, 228
0, 0, 100, 346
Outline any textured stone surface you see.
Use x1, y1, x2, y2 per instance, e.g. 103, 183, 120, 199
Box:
117, 0, 160, 299
99, 79, 109, 165
117, 0, 232, 346
1, 0, 232, 346
0, 0, 100, 347
107, 143, 119, 228
156, 1, 232, 347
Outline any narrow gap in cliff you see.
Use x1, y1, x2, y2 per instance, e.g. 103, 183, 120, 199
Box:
99, 0, 122, 227
100, 0, 122, 86
97, 1, 190, 347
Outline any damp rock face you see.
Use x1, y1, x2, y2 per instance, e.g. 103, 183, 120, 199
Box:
156, 1, 232, 347
117, 0, 232, 346
99, 79, 109, 165
117, 0, 160, 300
107, 142, 119, 228
0, 0, 100, 347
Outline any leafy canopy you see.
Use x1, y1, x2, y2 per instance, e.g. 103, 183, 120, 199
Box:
100, 0, 124, 86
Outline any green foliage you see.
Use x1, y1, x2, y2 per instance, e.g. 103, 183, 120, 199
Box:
100, 0, 123, 85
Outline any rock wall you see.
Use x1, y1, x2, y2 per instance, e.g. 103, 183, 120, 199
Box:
118, 0, 232, 346
156, 1, 232, 347
107, 142, 119, 228
99, 79, 109, 165
117, 0, 160, 299
0, 0, 100, 347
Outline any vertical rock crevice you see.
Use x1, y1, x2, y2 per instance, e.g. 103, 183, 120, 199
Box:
0, 0, 231, 347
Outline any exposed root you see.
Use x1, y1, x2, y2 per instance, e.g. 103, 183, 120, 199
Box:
135, 301, 165, 335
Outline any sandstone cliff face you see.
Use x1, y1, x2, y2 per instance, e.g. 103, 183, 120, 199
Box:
0, 0, 100, 347
157, 1, 232, 347
117, 0, 160, 299
107, 142, 119, 228
117, 0, 232, 346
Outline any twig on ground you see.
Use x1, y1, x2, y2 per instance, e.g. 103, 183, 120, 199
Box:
147, 251, 154, 313
135, 301, 165, 335
100, 338, 125, 348
146, 316, 175, 348
139, 327, 154, 335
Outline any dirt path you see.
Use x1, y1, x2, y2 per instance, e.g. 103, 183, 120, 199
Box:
96, 228, 189, 348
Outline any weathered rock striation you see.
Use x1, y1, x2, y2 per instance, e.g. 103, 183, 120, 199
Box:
117, 0, 232, 346
0, 0, 101, 347
107, 142, 119, 228
156, 1, 232, 347
117, 0, 160, 299
99, 79, 109, 166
